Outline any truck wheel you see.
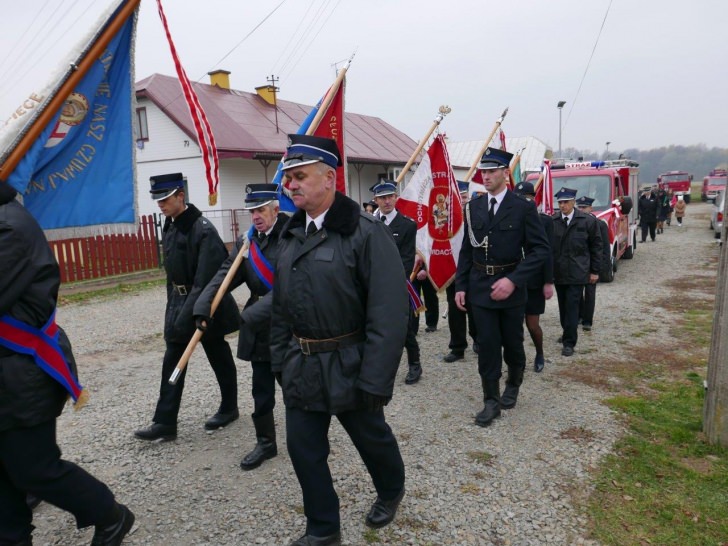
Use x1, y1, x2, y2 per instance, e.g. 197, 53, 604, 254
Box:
600, 251, 616, 283
623, 234, 636, 259
684, 194, 691, 204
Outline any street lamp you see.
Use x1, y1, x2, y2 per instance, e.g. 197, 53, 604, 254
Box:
605, 141, 611, 159
557, 101, 566, 158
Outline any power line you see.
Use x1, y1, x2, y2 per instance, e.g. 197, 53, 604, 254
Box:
278, 0, 333, 78
563, 0, 613, 130
270, 0, 317, 76
0, 0, 54, 76
282, 0, 342, 81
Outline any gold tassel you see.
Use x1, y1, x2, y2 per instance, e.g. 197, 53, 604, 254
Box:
73, 388, 90, 410
208, 192, 218, 206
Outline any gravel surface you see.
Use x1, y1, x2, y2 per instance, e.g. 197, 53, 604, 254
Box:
30, 202, 719, 545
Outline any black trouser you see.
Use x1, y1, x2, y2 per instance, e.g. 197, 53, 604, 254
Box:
251, 360, 276, 418
404, 309, 420, 365
0, 420, 117, 543
286, 407, 405, 537
641, 222, 657, 241
471, 304, 525, 381
555, 284, 583, 348
579, 283, 596, 327
412, 278, 439, 331
153, 337, 237, 425
446, 284, 478, 354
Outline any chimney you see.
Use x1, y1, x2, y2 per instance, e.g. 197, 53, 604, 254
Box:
208, 69, 230, 89
255, 84, 277, 105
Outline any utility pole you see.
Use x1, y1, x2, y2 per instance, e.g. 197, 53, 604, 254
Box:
557, 101, 566, 158
605, 141, 611, 159
704, 194, 728, 446
267, 74, 280, 133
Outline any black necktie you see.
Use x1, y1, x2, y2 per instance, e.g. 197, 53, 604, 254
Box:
380, 214, 387, 225
306, 221, 317, 238
563, 216, 569, 228
258, 232, 266, 242
488, 197, 497, 221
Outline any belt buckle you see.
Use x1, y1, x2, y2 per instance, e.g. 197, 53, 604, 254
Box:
299, 338, 311, 356
176, 285, 187, 296
486, 265, 495, 275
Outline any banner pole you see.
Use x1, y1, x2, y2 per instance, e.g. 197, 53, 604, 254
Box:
307, 51, 355, 135
395, 105, 452, 185
463, 107, 509, 182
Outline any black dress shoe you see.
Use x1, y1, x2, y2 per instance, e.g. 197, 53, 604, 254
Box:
288, 531, 341, 546
582, 324, 592, 331
240, 439, 277, 471
134, 423, 176, 442
365, 488, 405, 529
533, 354, 545, 373
562, 345, 574, 357
424, 325, 437, 332
204, 409, 240, 430
91, 503, 134, 546
404, 364, 422, 385
475, 400, 501, 427
443, 351, 464, 363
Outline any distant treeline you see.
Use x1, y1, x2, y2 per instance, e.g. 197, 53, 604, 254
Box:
560, 144, 728, 184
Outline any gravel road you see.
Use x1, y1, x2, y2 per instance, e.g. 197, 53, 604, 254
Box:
30, 201, 720, 546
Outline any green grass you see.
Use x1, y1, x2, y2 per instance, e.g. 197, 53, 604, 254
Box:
59, 278, 165, 305
586, 296, 728, 545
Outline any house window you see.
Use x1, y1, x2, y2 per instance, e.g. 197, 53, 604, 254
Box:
135, 107, 149, 141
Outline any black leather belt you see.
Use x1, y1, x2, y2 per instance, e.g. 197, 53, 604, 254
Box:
293, 330, 365, 355
172, 283, 192, 296
473, 261, 519, 276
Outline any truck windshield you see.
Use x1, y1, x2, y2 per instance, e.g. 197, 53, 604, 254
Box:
553, 175, 612, 210
708, 177, 727, 186
661, 174, 688, 183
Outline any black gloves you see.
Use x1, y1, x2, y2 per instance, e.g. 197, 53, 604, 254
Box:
195, 315, 211, 332
360, 390, 390, 412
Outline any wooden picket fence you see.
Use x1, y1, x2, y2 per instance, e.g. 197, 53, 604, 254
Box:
50, 215, 160, 283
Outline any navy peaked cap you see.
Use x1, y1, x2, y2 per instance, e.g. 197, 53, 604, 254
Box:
514, 181, 536, 196
555, 187, 578, 201
457, 180, 469, 193
478, 147, 513, 170
576, 196, 595, 207
370, 180, 398, 196
149, 173, 184, 201
244, 183, 279, 209
282, 134, 342, 170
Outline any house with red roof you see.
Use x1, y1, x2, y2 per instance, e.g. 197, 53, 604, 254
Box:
134, 71, 417, 240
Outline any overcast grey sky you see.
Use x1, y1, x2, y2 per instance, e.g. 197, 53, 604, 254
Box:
2, 0, 726, 156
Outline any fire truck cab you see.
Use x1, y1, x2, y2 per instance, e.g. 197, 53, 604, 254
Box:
529, 159, 639, 283
657, 171, 692, 203
702, 169, 728, 203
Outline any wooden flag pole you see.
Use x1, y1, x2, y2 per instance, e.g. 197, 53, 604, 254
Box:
395, 105, 452, 184
0, 0, 141, 181
463, 107, 509, 182
169, 247, 245, 384
307, 51, 355, 135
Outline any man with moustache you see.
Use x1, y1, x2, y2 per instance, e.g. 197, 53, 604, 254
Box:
454, 148, 550, 427
271, 135, 408, 546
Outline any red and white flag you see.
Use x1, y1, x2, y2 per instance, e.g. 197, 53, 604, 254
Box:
157, 0, 220, 205
535, 159, 554, 214
397, 135, 463, 291
499, 128, 507, 151
311, 77, 347, 195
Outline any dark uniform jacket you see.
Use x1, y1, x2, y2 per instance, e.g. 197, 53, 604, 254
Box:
551, 209, 603, 285
528, 212, 555, 290
0, 187, 77, 431
270, 192, 409, 414
638, 194, 658, 224
194, 212, 288, 362
161, 204, 238, 343
382, 211, 416, 274
595, 217, 611, 276
455, 191, 550, 308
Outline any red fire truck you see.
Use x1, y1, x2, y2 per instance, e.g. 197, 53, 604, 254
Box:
657, 171, 692, 203
701, 169, 728, 202
528, 159, 639, 283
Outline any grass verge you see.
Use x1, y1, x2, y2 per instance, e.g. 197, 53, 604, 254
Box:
58, 278, 166, 305
581, 274, 728, 545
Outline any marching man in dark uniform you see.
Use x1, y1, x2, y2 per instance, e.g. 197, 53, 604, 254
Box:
135, 174, 240, 442
454, 148, 550, 427
194, 184, 288, 471
513, 181, 555, 372
372, 179, 422, 385
271, 135, 408, 546
551, 188, 602, 356
575, 196, 610, 332
0, 182, 134, 545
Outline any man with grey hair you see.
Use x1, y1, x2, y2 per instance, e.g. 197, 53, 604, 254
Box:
195, 184, 288, 471
271, 134, 408, 546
